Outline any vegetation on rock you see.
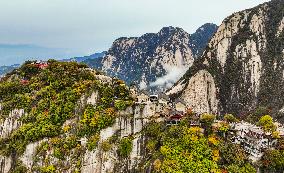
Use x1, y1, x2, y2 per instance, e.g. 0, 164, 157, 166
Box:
118, 137, 133, 158
0, 60, 133, 172
141, 117, 255, 173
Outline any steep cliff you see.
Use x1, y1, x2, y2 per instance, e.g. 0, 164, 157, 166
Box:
168, 0, 284, 119
0, 101, 165, 173
85, 24, 217, 92
0, 61, 256, 173
0, 60, 180, 173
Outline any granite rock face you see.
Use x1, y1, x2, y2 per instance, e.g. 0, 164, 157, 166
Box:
85, 24, 217, 92
0, 97, 164, 173
0, 107, 24, 139
169, 0, 284, 119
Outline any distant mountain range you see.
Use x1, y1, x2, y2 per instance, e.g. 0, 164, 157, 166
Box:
0, 46, 106, 76
0, 64, 20, 77
61, 51, 106, 63
0, 24, 217, 86
83, 23, 218, 92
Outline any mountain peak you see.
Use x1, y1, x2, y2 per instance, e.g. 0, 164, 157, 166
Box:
84, 24, 217, 92
196, 23, 218, 32
189, 23, 218, 56
158, 26, 187, 37
169, 0, 284, 118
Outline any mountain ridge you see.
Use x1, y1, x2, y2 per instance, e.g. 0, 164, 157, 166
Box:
0, 52, 106, 76
168, 0, 284, 120
84, 24, 218, 92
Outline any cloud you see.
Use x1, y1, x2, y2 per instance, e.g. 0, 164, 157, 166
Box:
150, 65, 188, 89
139, 80, 147, 90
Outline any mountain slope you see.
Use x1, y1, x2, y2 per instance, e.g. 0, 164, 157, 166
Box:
189, 23, 218, 56
0, 51, 106, 77
168, 0, 284, 119
0, 61, 256, 173
0, 60, 135, 173
84, 24, 217, 92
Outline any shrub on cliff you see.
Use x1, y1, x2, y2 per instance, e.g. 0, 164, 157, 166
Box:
118, 137, 133, 158
0, 60, 132, 159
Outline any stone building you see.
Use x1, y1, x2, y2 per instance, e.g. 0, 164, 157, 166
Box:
230, 121, 279, 162
136, 91, 150, 103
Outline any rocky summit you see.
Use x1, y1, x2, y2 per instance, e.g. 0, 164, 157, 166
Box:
168, 0, 284, 120
84, 24, 217, 92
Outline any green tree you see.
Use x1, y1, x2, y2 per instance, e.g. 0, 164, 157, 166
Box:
158, 126, 220, 172
224, 114, 239, 123
218, 122, 230, 138
118, 137, 133, 158
227, 163, 256, 173
258, 115, 276, 133
200, 113, 216, 134
261, 149, 284, 172
218, 141, 255, 172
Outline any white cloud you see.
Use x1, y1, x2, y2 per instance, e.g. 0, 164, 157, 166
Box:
150, 65, 188, 89
139, 80, 147, 90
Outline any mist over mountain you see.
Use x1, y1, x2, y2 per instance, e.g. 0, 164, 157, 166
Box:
84, 23, 218, 92
0, 64, 19, 77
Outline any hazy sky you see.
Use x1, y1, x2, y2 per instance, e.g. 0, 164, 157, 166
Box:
0, 0, 269, 64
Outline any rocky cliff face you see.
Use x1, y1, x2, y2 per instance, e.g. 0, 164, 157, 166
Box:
85, 24, 217, 92
0, 61, 167, 173
0, 101, 164, 173
168, 0, 284, 119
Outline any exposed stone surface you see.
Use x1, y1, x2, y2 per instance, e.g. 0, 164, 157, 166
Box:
0, 156, 11, 173
169, 0, 284, 118
0, 108, 24, 138
0, 96, 164, 173
75, 102, 162, 173
84, 24, 217, 92
176, 70, 218, 114
19, 139, 48, 170
86, 91, 99, 106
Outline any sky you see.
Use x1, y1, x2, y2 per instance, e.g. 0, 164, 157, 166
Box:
0, 0, 269, 65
